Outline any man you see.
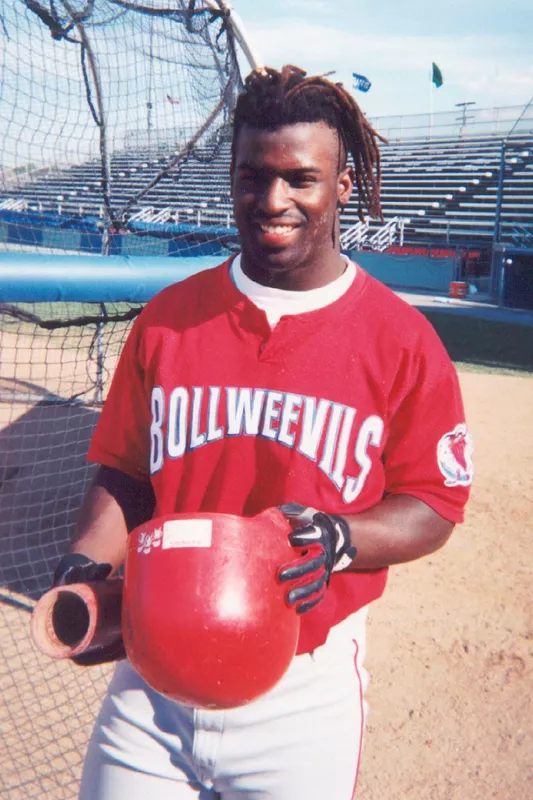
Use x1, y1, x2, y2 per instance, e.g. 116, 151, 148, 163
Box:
54, 65, 473, 799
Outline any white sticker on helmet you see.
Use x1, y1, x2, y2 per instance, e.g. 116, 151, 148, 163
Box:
162, 519, 213, 549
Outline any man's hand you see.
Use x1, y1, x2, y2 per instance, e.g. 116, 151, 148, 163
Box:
277, 503, 357, 614
52, 553, 113, 587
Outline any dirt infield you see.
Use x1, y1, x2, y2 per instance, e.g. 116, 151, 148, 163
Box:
358, 370, 533, 800
1, 369, 532, 799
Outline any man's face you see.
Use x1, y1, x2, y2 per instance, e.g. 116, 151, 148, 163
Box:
231, 122, 353, 289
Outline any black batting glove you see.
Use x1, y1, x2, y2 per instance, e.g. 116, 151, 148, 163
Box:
277, 503, 357, 614
52, 553, 113, 587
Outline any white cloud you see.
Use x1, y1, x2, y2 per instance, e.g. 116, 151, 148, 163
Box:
248, 20, 522, 72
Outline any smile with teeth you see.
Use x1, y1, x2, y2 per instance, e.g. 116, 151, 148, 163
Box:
258, 223, 298, 235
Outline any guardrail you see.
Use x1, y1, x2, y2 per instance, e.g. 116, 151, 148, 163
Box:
340, 216, 408, 252
368, 104, 533, 142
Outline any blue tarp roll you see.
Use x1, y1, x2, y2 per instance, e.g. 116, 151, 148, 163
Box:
0, 253, 224, 302
0, 251, 457, 303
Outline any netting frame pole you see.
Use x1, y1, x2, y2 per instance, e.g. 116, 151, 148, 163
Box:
207, 1, 262, 69
61, 0, 114, 255
95, 304, 106, 405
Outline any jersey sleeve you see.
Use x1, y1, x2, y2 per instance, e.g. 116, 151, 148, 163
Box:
383, 325, 473, 523
87, 312, 151, 481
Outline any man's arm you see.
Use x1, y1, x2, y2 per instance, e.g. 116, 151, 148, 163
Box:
343, 494, 454, 571
279, 495, 455, 613
48, 465, 153, 664
66, 465, 156, 575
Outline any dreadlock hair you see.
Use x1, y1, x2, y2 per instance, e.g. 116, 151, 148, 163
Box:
231, 64, 386, 222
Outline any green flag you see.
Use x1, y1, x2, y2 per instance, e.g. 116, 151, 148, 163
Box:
432, 62, 443, 88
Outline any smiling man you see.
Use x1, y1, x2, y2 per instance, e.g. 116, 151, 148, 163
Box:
231, 120, 354, 288
53, 65, 473, 799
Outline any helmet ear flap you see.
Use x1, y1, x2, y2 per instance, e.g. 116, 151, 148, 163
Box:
123, 510, 300, 709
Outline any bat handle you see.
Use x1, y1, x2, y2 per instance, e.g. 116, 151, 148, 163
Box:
30, 577, 123, 661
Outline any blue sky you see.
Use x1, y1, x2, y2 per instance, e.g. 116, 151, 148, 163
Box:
234, 0, 533, 122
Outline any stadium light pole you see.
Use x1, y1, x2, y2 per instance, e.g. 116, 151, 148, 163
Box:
455, 101, 476, 136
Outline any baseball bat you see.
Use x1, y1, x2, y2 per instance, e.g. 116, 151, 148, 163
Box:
30, 577, 126, 666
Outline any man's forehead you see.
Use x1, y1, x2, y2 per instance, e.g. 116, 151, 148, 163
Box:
234, 121, 342, 166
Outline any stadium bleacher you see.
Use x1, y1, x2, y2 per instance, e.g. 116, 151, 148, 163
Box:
1, 132, 532, 254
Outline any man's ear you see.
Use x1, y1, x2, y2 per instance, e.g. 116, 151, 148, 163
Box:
337, 166, 354, 209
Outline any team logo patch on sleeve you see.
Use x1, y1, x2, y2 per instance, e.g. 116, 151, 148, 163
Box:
437, 423, 473, 487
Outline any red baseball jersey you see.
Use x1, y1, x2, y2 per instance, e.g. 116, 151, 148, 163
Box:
88, 258, 473, 654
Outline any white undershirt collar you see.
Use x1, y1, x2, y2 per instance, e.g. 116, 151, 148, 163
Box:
231, 254, 356, 328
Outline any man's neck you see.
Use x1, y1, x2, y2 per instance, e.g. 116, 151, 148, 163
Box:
240, 250, 347, 291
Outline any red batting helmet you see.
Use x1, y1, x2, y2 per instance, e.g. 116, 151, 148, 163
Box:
122, 508, 300, 709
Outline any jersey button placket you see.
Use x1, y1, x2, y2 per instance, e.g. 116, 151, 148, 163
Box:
258, 318, 294, 362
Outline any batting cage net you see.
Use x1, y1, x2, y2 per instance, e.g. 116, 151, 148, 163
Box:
0, 298, 141, 798
0, 0, 244, 258
0, 1, 253, 796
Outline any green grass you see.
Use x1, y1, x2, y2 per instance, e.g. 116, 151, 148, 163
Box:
420, 311, 533, 376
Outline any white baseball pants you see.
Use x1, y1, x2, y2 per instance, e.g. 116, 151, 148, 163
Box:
79, 607, 369, 800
